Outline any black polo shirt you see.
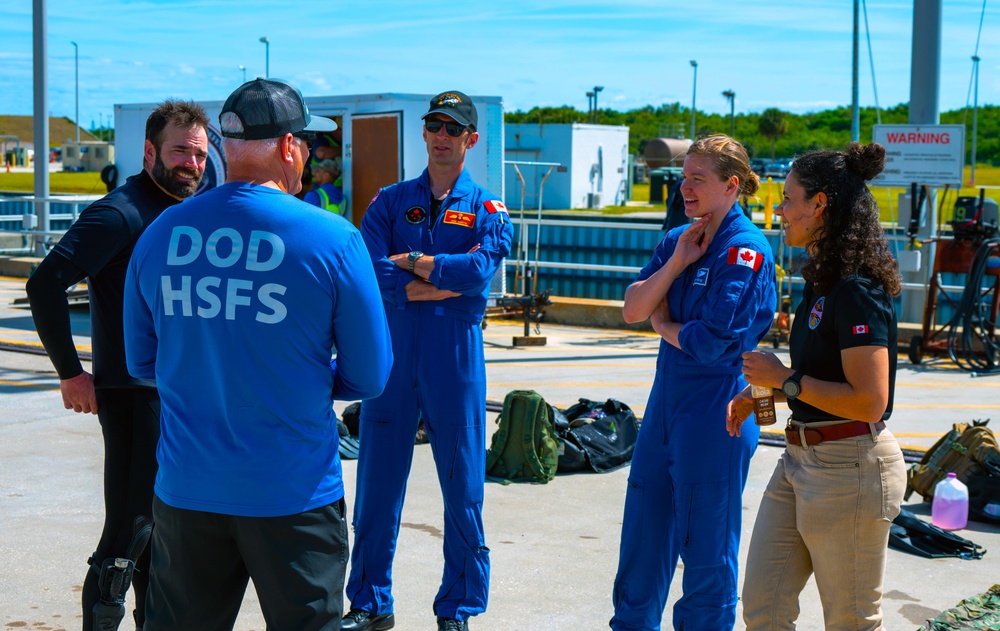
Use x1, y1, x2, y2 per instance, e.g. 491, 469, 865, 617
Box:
787, 274, 897, 423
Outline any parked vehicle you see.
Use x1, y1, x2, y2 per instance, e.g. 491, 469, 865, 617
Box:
764, 159, 793, 178
750, 158, 768, 176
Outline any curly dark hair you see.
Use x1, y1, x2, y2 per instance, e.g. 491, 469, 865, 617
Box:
789, 142, 901, 296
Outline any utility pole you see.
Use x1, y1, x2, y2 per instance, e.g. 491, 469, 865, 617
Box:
722, 90, 735, 138
592, 86, 603, 124
72, 41, 79, 143
971, 55, 980, 185
851, 0, 860, 142
259, 37, 269, 78
689, 60, 698, 140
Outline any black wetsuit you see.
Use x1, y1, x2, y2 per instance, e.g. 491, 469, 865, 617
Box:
25, 170, 177, 630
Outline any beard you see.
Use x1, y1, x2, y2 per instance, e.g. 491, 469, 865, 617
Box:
151, 149, 203, 199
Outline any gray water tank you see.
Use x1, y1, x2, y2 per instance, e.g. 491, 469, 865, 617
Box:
644, 138, 692, 169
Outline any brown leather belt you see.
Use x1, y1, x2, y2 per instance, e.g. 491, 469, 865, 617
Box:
785, 420, 885, 447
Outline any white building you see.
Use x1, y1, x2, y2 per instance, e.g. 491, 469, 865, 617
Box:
505, 123, 629, 211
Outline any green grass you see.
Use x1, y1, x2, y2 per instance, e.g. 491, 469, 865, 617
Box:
605, 165, 1000, 223
0, 171, 107, 195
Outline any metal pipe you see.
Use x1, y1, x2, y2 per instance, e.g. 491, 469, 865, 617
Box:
532, 165, 556, 295
32, 0, 50, 256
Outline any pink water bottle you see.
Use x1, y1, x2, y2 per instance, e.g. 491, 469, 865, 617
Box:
931, 472, 969, 530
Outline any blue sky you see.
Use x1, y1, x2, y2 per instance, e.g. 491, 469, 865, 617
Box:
2, 1, 997, 134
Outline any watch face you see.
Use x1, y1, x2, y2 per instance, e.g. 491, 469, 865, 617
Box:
783, 379, 801, 399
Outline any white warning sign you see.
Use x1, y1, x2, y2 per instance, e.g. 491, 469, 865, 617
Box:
872, 124, 965, 186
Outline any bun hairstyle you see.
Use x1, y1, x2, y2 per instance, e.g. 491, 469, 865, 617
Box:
790, 142, 901, 296
844, 142, 886, 182
687, 134, 760, 197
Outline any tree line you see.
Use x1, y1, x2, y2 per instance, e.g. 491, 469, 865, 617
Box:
505, 102, 1000, 164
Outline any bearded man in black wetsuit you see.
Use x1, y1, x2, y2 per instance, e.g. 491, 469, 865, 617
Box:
25, 100, 209, 631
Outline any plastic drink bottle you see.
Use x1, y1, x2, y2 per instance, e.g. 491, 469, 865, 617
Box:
751, 385, 777, 426
931, 472, 969, 530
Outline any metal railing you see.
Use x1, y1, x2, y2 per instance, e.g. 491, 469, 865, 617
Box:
502, 215, 968, 297
0, 195, 99, 255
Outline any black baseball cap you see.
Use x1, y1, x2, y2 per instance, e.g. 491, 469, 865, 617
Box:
422, 90, 478, 130
220, 78, 337, 140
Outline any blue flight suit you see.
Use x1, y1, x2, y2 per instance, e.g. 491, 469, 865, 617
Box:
348, 168, 513, 621
611, 204, 777, 631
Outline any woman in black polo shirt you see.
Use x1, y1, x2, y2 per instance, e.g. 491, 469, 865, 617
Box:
725, 142, 906, 630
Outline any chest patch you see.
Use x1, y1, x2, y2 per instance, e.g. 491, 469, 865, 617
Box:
443, 209, 475, 228
405, 205, 427, 224
808, 296, 825, 330
693, 267, 710, 286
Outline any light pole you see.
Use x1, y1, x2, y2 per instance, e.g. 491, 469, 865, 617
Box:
71, 41, 79, 143
239, 64, 246, 83
689, 60, 698, 140
586, 91, 594, 122
592, 86, 604, 124
722, 89, 735, 138
259, 37, 269, 78
970, 54, 980, 186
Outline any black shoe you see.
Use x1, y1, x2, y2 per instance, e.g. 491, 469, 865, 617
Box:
436, 617, 469, 631
341, 609, 395, 631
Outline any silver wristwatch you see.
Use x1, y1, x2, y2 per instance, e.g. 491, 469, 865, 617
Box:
407, 251, 423, 274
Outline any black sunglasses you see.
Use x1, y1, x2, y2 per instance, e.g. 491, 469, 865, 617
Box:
424, 120, 468, 137
292, 131, 315, 147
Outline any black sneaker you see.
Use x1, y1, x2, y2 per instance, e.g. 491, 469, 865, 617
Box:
436, 617, 469, 631
341, 609, 395, 631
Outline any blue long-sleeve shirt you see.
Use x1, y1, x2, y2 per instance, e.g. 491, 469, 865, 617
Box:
124, 183, 392, 517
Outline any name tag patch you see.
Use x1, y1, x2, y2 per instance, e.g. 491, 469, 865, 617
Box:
443, 210, 475, 228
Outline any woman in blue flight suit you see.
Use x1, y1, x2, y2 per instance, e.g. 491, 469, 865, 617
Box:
612, 135, 777, 631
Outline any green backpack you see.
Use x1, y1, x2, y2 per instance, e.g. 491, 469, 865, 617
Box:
485, 390, 560, 484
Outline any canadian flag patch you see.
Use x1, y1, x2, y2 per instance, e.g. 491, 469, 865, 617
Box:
484, 200, 508, 215
727, 247, 764, 272
853, 324, 870, 334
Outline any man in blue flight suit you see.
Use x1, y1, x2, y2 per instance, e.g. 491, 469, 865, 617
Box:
343, 91, 513, 631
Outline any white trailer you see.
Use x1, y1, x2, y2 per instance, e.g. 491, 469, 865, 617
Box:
113, 92, 505, 228
505, 123, 629, 210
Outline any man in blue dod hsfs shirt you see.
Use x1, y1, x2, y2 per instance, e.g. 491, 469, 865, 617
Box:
123, 78, 393, 630
343, 91, 513, 631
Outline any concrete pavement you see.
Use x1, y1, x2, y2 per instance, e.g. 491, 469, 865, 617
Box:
1, 275, 998, 630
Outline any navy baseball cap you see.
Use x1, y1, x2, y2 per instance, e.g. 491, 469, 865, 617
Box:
422, 90, 478, 131
220, 78, 337, 140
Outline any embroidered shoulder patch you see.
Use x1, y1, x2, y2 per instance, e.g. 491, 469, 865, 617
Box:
852, 324, 870, 334
484, 200, 508, 214
727, 246, 763, 272
808, 296, 825, 330
443, 209, 475, 228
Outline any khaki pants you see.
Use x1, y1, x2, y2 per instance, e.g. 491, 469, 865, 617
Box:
742, 428, 906, 631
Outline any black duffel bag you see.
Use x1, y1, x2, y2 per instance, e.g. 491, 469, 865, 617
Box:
553, 398, 640, 473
